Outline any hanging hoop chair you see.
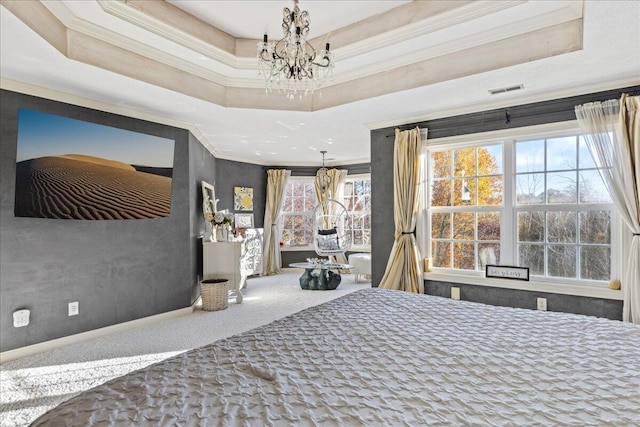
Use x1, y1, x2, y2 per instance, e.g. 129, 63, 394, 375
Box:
313, 199, 353, 256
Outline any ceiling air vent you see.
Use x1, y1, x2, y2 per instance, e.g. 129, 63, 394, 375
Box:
488, 84, 524, 95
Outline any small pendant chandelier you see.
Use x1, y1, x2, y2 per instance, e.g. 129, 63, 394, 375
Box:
317, 150, 331, 195
257, 0, 334, 100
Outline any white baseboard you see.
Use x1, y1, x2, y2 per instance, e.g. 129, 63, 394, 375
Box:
0, 301, 200, 364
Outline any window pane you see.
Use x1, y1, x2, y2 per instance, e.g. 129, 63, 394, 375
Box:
303, 184, 314, 198
478, 212, 500, 241
479, 145, 502, 175
516, 140, 545, 172
477, 176, 502, 205
432, 241, 451, 268
546, 136, 577, 171
431, 151, 452, 178
344, 182, 353, 197
292, 198, 304, 212
304, 197, 315, 211
548, 211, 577, 243
517, 173, 544, 204
453, 212, 474, 240
519, 244, 544, 275
453, 242, 475, 270
547, 171, 577, 204
431, 179, 451, 206
431, 213, 451, 239
518, 211, 545, 242
282, 197, 292, 212
579, 170, 611, 203
578, 137, 597, 169
580, 211, 610, 244
454, 147, 476, 177
548, 245, 577, 278
478, 243, 500, 269
581, 246, 610, 281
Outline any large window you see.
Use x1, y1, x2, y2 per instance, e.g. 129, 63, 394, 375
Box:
515, 136, 612, 281
427, 133, 614, 285
280, 174, 371, 250
430, 144, 503, 270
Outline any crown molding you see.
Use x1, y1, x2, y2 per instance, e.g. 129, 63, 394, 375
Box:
0, 77, 218, 158
365, 77, 640, 131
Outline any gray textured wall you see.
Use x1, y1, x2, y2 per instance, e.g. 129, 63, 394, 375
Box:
215, 159, 267, 228
188, 133, 217, 301
370, 130, 395, 287
425, 281, 623, 320
0, 90, 205, 352
370, 86, 640, 319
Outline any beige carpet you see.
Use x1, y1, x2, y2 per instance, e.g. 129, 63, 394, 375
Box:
0, 269, 369, 426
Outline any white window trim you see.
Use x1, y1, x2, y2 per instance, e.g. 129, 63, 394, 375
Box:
420, 121, 624, 300
344, 173, 372, 251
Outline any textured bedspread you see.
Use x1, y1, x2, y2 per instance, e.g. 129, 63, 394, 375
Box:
32, 289, 640, 426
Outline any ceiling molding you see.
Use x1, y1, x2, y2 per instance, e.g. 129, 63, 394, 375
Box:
313, 19, 583, 110
2, 0, 586, 112
0, 77, 216, 157
365, 77, 640, 131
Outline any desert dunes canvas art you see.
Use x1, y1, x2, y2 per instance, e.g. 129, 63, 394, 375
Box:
14, 109, 175, 220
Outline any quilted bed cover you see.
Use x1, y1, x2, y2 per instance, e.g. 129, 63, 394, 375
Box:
32, 289, 640, 426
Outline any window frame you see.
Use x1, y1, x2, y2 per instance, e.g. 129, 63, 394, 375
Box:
343, 173, 372, 253
420, 122, 623, 300
279, 176, 316, 251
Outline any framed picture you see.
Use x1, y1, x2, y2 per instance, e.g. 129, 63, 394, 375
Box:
234, 213, 254, 228
485, 265, 530, 281
234, 186, 253, 211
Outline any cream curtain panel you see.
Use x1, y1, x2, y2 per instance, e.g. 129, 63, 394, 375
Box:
379, 127, 424, 293
575, 94, 640, 323
262, 169, 290, 275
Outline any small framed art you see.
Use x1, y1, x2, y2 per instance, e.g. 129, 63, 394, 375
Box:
234, 186, 253, 211
234, 213, 254, 228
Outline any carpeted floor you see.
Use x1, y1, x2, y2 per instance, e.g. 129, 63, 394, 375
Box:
0, 269, 368, 427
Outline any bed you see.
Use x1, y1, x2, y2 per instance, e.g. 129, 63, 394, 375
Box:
31, 288, 640, 426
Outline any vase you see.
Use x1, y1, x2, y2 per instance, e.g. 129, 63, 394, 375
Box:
216, 225, 227, 242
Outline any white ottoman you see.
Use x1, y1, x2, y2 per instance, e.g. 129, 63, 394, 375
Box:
348, 253, 371, 283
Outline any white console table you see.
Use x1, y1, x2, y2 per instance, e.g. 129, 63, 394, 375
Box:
203, 241, 243, 303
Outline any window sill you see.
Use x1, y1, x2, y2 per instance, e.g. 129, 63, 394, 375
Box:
281, 246, 314, 252
424, 271, 623, 300
281, 246, 372, 253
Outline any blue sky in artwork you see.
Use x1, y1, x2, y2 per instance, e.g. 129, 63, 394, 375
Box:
16, 108, 174, 167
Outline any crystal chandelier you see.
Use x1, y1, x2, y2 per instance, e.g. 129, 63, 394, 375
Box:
257, 0, 334, 100
317, 150, 331, 195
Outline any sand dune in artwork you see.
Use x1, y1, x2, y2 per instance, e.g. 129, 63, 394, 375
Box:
14, 155, 172, 220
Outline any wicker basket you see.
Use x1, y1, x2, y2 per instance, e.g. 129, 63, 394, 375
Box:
201, 279, 229, 311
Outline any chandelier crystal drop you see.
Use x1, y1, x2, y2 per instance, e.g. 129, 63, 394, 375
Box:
257, 0, 334, 100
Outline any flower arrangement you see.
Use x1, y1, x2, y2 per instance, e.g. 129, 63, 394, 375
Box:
205, 211, 233, 227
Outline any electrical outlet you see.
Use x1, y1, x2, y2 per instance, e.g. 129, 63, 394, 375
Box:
537, 297, 547, 311
451, 287, 460, 300
13, 309, 30, 327
68, 301, 79, 316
